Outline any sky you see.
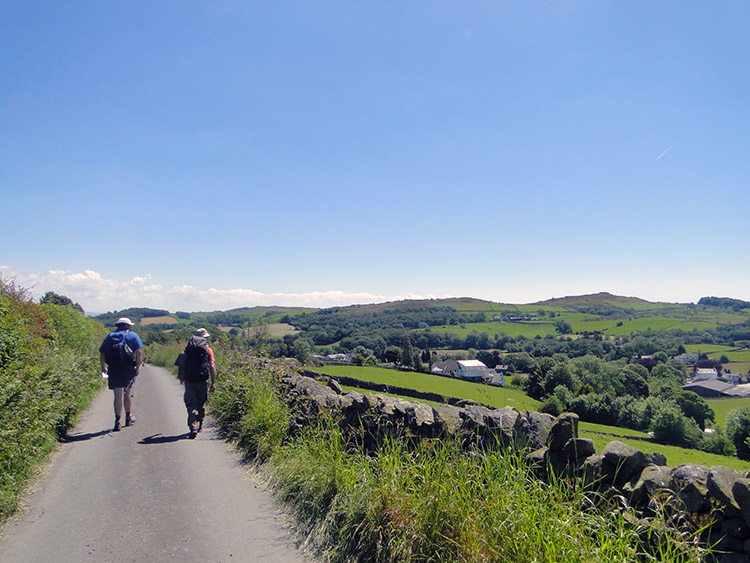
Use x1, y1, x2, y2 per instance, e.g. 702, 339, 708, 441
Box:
2, 2, 749, 314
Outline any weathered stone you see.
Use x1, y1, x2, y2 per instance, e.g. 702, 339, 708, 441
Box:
721, 518, 748, 539
392, 399, 411, 419
708, 466, 747, 519
623, 464, 671, 508
526, 447, 548, 477
602, 441, 648, 487
451, 398, 479, 408
363, 393, 378, 410
461, 404, 492, 427
515, 411, 554, 451
334, 393, 355, 410
670, 464, 710, 514
405, 402, 435, 430
346, 390, 367, 408
432, 404, 462, 436
717, 545, 750, 562
459, 405, 495, 446
287, 374, 342, 413
376, 395, 401, 417
732, 479, 750, 529
581, 453, 613, 488
548, 412, 579, 452
645, 452, 667, 467
561, 438, 595, 461
327, 379, 343, 394
484, 407, 521, 446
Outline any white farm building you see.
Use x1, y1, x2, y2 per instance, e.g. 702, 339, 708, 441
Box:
455, 359, 489, 381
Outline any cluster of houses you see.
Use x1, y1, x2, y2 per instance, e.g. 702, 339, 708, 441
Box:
430, 359, 507, 386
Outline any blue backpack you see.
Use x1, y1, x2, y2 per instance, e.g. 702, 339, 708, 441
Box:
104, 331, 136, 367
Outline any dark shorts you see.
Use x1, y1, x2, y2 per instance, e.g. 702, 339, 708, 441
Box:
108, 368, 136, 390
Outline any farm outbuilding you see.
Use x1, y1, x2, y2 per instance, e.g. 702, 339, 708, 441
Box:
682, 380, 750, 398
455, 359, 489, 381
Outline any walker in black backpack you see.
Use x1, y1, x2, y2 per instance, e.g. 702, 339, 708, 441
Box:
182, 336, 210, 383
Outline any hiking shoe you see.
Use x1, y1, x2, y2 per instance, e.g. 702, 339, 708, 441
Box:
197, 421, 203, 433
125, 414, 135, 427
113, 421, 121, 432
189, 430, 197, 439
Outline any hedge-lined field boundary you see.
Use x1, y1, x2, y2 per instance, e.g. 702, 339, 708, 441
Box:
0, 278, 107, 523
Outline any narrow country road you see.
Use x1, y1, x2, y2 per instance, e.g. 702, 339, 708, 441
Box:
0, 365, 311, 563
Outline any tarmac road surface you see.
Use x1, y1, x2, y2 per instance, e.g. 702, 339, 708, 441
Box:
0, 364, 310, 563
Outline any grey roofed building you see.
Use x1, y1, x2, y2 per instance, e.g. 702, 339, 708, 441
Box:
682, 380, 750, 398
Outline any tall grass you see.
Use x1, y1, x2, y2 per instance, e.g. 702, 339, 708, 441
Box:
183, 349, 713, 562
208, 350, 291, 461
265, 421, 711, 562
144, 341, 184, 372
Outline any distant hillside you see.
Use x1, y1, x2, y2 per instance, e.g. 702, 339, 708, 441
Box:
95, 307, 171, 325
186, 306, 315, 326
698, 296, 750, 311
531, 292, 669, 316
326, 297, 505, 316
91, 293, 750, 329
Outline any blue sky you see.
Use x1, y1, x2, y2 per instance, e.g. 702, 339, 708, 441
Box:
2, 2, 749, 313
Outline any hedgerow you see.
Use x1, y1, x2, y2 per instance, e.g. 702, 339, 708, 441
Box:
0, 277, 106, 522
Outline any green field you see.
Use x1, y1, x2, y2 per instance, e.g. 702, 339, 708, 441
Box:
424, 321, 558, 339
314, 365, 541, 411
139, 315, 179, 326
683, 344, 750, 365
577, 318, 717, 336
311, 365, 750, 470
720, 350, 750, 361
727, 362, 750, 375
264, 323, 298, 338
422, 315, 721, 340
684, 343, 736, 354
706, 396, 750, 428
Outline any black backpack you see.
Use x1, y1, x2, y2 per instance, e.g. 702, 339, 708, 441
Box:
183, 336, 210, 382
104, 330, 136, 368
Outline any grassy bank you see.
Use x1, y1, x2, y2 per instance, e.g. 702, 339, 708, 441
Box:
0, 280, 107, 522
200, 351, 714, 562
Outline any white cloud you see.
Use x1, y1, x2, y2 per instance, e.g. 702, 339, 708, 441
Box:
0, 266, 389, 312
4, 265, 748, 314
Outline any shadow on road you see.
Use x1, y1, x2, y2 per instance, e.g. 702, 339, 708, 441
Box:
62, 429, 112, 442
138, 433, 191, 444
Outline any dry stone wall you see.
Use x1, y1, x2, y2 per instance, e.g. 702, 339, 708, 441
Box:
283, 371, 750, 562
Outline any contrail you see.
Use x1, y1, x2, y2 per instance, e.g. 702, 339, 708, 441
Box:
656, 144, 675, 160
